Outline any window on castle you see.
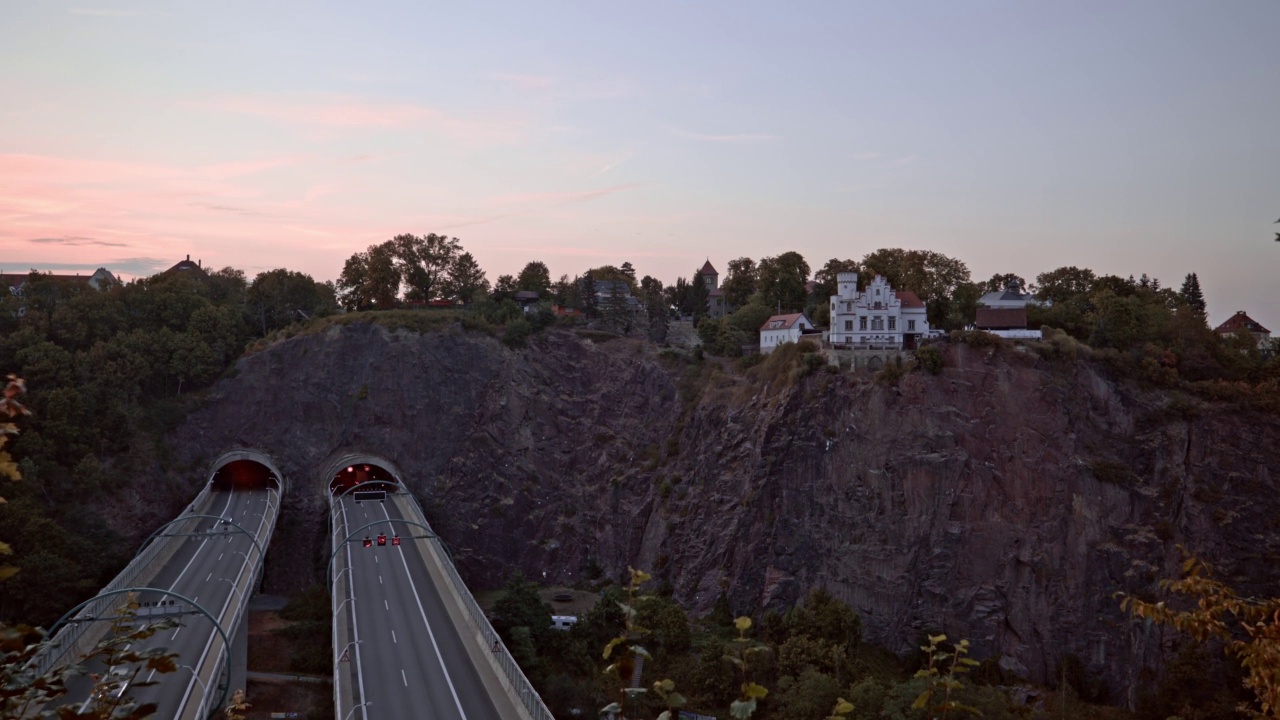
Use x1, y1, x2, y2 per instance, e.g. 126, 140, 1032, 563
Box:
859, 317, 867, 331
908, 320, 916, 331
844, 320, 853, 331
888, 317, 896, 331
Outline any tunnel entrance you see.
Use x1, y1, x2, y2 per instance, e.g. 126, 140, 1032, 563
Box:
210, 459, 280, 492
329, 462, 400, 496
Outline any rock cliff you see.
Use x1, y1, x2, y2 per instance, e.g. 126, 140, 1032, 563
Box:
145, 322, 1280, 694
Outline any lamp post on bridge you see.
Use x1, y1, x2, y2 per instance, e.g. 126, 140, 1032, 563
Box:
343, 701, 372, 720
333, 596, 355, 618
335, 640, 361, 669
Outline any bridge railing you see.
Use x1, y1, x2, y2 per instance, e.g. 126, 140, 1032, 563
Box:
189, 485, 280, 720
29, 483, 216, 678
398, 493, 554, 720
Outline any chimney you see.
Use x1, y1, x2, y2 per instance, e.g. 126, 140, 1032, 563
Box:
186, 254, 190, 262
198, 259, 202, 268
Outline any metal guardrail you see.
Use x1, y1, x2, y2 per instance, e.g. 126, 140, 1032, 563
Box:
29, 483, 216, 677
398, 493, 555, 720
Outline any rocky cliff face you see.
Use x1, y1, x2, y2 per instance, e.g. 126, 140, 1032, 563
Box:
144, 322, 1280, 694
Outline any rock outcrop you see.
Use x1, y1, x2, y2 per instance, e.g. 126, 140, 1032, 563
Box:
144, 322, 1279, 695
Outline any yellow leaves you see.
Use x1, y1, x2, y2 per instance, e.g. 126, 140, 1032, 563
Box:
742, 682, 768, 699
603, 636, 625, 659
629, 566, 652, 588
735, 616, 752, 632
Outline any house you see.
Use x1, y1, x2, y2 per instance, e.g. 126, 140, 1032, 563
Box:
589, 278, 641, 311
974, 307, 1042, 339
162, 255, 208, 279
1215, 311, 1272, 351
698, 260, 729, 318
977, 280, 1036, 309
2, 267, 118, 294
514, 290, 540, 312
759, 312, 817, 353
827, 273, 930, 350
551, 304, 583, 319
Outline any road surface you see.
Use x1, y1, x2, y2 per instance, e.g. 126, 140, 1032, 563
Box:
335, 493, 504, 720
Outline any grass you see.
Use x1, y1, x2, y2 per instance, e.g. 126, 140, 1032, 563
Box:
244, 309, 474, 355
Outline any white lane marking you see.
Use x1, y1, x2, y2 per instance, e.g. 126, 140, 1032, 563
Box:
206, 572, 212, 582
164, 493, 234, 641
401, 669, 408, 687
392, 630, 397, 644
378, 575, 383, 585
374, 555, 378, 564
379, 501, 469, 718
218, 553, 224, 561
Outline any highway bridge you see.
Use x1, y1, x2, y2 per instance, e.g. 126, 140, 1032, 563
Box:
329, 455, 552, 720
31, 449, 281, 720
30, 450, 554, 720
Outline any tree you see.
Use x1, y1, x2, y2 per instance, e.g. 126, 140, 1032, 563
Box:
389, 233, 462, 302
445, 252, 489, 302
860, 249, 970, 327
721, 258, 760, 309
1121, 554, 1280, 718
689, 273, 710, 321
980, 273, 1027, 294
1034, 266, 1097, 305
492, 275, 518, 302
619, 261, 636, 282
665, 278, 691, 317
337, 242, 401, 311
246, 269, 335, 335
492, 572, 553, 650
757, 252, 811, 313
811, 259, 860, 301
1179, 272, 1208, 322
516, 261, 552, 295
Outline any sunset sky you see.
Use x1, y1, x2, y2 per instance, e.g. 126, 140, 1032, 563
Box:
2, 1, 1277, 327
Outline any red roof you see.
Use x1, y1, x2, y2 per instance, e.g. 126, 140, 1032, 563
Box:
699, 260, 717, 275
1215, 311, 1270, 335
896, 290, 925, 308
760, 313, 810, 331
975, 307, 1027, 329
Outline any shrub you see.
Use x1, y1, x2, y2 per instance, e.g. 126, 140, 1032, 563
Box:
951, 329, 1004, 348
916, 345, 943, 375
503, 318, 532, 347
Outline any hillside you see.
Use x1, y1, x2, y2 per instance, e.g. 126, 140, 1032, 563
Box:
137, 321, 1279, 697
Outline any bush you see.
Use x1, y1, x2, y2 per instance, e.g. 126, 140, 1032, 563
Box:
1089, 459, 1139, 487
503, 318, 532, 347
916, 345, 943, 375
951, 329, 1004, 348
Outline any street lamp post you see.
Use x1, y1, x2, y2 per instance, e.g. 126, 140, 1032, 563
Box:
180, 664, 209, 708
335, 640, 361, 669
343, 701, 372, 720
333, 596, 355, 618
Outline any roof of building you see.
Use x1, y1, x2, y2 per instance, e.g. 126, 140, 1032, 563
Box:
975, 307, 1028, 329
1215, 311, 1270, 335
2, 269, 115, 288
514, 290, 540, 301
978, 288, 1035, 307
896, 290, 926, 308
163, 254, 208, 277
760, 313, 811, 331
699, 259, 718, 275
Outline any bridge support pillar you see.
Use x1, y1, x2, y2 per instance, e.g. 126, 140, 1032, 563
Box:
229, 602, 249, 704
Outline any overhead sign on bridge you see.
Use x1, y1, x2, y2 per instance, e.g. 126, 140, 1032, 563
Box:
353, 489, 387, 502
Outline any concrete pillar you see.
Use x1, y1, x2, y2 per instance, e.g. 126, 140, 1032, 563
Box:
229, 603, 249, 700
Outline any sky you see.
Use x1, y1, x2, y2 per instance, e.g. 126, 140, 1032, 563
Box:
1, 1, 1277, 327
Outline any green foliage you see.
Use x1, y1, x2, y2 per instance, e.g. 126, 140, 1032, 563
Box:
493, 571, 554, 650
275, 584, 333, 674
912, 634, 982, 718
916, 346, 944, 375
757, 252, 811, 313
860, 249, 971, 328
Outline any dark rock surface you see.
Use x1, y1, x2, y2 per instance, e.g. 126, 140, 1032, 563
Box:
143, 322, 1279, 695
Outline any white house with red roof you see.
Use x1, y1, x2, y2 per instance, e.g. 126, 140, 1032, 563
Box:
759, 312, 816, 353
827, 272, 930, 349
1214, 311, 1272, 351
